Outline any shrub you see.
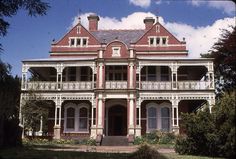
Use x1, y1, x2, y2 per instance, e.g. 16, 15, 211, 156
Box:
175, 91, 236, 158
134, 131, 176, 145
131, 144, 160, 159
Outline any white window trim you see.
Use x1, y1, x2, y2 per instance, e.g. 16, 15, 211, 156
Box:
69, 37, 89, 47
146, 102, 172, 133
112, 46, 121, 57
148, 36, 169, 46
64, 103, 90, 133
159, 103, 171, 132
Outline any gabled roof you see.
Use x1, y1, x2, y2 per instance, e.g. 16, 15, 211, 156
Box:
90, 30, 146, 46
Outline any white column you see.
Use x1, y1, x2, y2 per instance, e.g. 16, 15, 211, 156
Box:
21, 64, 28, 90
38, 116, 43, 136
99, 63, 103, 88
96, 93, 104, 135
54, 95, 62, 139
56, 64, 63, 90
171, 99, 179, 134
135, 98, 141, 137
171, 63, 178, 90
128, 94, 135, 135
129, 63, 134, 88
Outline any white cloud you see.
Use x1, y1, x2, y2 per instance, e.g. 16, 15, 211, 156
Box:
71, 12, 236, 58
165, 17, 235, 57
129, 0, 151, 8
188, 0, 236, 15
155, 0, 162, 5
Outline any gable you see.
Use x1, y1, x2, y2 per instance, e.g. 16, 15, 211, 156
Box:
51, 23, 100, 52
136, 22, 182, 45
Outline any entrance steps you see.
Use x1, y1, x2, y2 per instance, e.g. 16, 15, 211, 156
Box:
101, 136, 129, 146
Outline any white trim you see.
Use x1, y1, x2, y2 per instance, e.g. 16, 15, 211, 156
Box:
112, 47, 121, 57
146, 102, 172, 132
64, 103, 90, 133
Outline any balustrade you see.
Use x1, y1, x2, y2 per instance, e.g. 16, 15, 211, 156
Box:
27, 81, 93, 91
105, 81, 127, 89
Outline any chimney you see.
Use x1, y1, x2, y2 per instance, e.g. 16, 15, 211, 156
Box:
144, 17, 155, 30
87, 14, 100, 31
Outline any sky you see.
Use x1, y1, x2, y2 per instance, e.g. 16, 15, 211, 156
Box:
0, 0, 235, 76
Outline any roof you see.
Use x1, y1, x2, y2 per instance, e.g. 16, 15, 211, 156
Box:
90, 30, 146, 46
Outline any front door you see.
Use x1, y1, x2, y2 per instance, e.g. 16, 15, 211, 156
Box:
108, 105, 127, 136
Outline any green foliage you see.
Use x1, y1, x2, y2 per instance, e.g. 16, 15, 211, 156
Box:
201, 26, 236, 95
131, 144, 160, 159
175, 91, 236, 158
134, 130, 176, 145
0, 60, 22, 148
21, 97, 53, 134
0, 0, 50, 37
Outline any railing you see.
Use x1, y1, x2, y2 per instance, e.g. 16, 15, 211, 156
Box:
140, 81, 172, 90
27, 82, 57, 90
178, 81, 210, 90
26, 81, 93, 91
62, 82, 93, 90
105, 81, 127, 89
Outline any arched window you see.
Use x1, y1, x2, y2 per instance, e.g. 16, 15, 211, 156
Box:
79, 107, 88, 131
66, 107, 75, 129
148, 107, 157, 130
161, 107, 170, 131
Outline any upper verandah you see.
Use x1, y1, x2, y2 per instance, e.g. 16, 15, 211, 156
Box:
50, 14, 187, 57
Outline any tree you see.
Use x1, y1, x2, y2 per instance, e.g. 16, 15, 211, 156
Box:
0, 0, 50, 49
0, 60, 21, 148
175, 91, 236, 158
201, 26, 236, 95
21, 95, 53, 136
0, 0, 50, 147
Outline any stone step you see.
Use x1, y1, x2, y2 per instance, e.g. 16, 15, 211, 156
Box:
101, 136, 129, 146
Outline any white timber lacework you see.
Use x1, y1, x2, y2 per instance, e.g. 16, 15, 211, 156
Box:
105, 81, 127, 89
26, 81, 93, 91
141, 81, 171, 90
178, 81, 210, 90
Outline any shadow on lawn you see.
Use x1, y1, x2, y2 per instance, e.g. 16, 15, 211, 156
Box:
0, 145, 169, 159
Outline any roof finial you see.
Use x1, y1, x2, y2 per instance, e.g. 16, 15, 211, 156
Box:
78, 17, 81, 24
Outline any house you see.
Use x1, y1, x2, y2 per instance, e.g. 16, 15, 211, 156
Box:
20, 14, 215, 141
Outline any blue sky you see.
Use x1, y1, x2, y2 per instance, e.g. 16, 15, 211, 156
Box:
0, 0, 235, 76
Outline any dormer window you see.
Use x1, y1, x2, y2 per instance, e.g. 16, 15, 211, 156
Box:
69, 37, 88, 47
148, 36, 168, 46
162, 38, 167, 45
112, 47, 121, 57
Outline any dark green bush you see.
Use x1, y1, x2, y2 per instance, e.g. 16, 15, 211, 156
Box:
131, 144, 160, 159
175, 91, 236, 158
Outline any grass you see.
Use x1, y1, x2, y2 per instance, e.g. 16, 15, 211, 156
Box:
0, 144, 225, 159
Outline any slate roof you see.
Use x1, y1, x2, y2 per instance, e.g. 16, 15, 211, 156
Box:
91, 30, 146, 46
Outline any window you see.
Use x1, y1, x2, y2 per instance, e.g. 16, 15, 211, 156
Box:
161, 66, 169, 81
70, 39, 75, 46
150, 38, 154, 46
66, 107, 75, 129
68, 67, 76, 81
79, 107, 88, 131
147, 66, 156, 81
80, 67, 91, 81
162, 38, 167, 45
64, 103, 90, 132
148, 107, 157, 130
148, 36, 168, 46
112, 47, 121, 57
69, 37, 88, 47
156, 37, 160, 45
161, 107, 170, 131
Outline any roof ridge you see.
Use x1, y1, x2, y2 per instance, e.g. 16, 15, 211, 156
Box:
92, 29, 145, 32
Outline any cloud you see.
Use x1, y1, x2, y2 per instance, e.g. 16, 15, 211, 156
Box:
129, 0, 151, 8
71, 12, 236, 58
188, 0, 236, 15
165, 17, 235, 57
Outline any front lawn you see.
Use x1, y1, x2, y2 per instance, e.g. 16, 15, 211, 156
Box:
0, 145, 225, 159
